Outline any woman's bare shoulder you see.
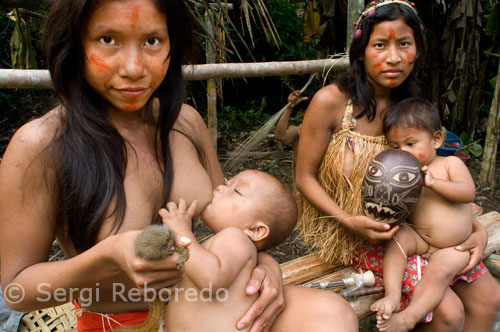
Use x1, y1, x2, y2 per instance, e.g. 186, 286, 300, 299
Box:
175, 104, 207, 135
313, 84, 348, 110
306, 84, 348, 130
3, 107, 61, 162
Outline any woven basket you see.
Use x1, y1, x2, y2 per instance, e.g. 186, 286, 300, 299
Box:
18, 302, 77, 332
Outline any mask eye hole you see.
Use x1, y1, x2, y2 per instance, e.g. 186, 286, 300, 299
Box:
368, 166, 382, 177
392, 172, 416, 183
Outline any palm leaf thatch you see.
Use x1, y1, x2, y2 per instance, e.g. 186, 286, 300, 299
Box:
187, 0, 281, 63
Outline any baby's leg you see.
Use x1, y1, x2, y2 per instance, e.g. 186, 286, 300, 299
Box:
371, 226, 428, 322
271, 286, 358, 332
378, 247, 469, 332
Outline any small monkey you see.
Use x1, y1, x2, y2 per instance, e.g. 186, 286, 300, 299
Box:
119, 225, 189, 332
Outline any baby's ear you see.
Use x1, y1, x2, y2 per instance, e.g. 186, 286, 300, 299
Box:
243, 221, 270, 243
433, 130, 444, 149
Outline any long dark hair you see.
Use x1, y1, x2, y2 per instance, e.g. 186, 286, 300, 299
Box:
43, 0, 196, 252
336, 1, 426, 121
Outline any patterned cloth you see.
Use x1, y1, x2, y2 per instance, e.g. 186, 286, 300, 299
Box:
74, 300, 149, 331
353, 243, 488, 322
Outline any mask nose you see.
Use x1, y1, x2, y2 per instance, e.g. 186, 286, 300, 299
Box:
374, 183, 391, 204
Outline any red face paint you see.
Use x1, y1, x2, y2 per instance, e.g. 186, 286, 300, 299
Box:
418, 153, 425, 160
404, 51, 414, 63
252, 170, 259, 174
130, 5, 140, 30
88, 53, 111, 70
373, 63, 382, 69
134, 58, 142, 70
387, 27, 395, 40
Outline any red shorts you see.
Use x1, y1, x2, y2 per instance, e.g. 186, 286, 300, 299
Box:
74, 300, 149, 331
352, 243, 488, 322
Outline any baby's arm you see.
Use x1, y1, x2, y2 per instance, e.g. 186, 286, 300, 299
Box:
159, 200, 256, 291
422, 156, 475, 203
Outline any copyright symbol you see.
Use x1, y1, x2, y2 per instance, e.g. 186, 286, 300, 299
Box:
4, 283, 25, 304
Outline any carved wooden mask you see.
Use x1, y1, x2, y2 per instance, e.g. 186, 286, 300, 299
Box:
361, 149, 423, 226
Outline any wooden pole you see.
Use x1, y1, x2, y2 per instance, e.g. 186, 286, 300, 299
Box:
0, 59, 349, 89
206, 10, 218, 149
347, 0, 364, 49
479, 59, 500, 189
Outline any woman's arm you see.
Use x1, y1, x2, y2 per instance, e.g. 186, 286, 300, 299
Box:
274, 91, 307, 145
295, 85, 397, 241
0, 119, 182, 311
455, 217, 487, 275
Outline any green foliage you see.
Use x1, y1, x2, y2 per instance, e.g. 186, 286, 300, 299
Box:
459, 132, 483, 158
8, 9, 38, 69
216, 97, 271, 137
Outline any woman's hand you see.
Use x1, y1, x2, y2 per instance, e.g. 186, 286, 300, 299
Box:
237, 253, 285, 332
341, 215, 400, 242
110, 230, 187, 292
288, 90, 308, 109
455, 218, 487, 275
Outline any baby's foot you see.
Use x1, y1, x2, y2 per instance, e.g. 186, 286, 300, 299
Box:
370, 294, 400, 322
376, 311, 416, 332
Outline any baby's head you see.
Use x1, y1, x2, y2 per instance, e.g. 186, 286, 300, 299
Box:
383, 97, 443, 166
201, 170, 297, 251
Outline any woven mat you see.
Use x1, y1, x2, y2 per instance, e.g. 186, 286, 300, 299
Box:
18, 302, 76, 332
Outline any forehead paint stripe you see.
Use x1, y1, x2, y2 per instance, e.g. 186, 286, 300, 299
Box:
388, 27, 395, 40
131, 5, 140, 30
88, 53, 111, 70
252, 170, 259, 174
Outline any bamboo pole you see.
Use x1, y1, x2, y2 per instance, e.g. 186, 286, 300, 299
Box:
205, 10, 218, 149
346, 0, 364, 49
479, 59, 500, 188
0, 59, 349, 89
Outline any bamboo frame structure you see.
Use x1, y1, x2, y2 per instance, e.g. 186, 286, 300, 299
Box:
0, 59, 349, 89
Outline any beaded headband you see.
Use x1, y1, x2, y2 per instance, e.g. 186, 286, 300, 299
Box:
353, 0, 419, 40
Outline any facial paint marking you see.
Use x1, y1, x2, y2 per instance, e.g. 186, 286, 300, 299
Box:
252, 170, 259, 175
88, 53, 111, 70
130, 5, 140, 30
418, 153, 425, 160
388, 27, 395, 40
134, 58, 142, 71
404, 51, 414, 64
373, 63, 382, 69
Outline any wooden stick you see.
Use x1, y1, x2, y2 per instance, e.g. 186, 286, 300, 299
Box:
281, 253, 339, 286
477, 211, 500, 227
0, 59, 349, 89
484, 254, 500, 278
485, 221, 500, 258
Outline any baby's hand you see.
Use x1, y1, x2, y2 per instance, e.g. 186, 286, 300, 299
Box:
421, 166, 435, 187
159, 199, 197, 235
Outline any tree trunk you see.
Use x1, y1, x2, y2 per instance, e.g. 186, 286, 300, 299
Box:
479, 59, 500, 189
346, 0, 364, 49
